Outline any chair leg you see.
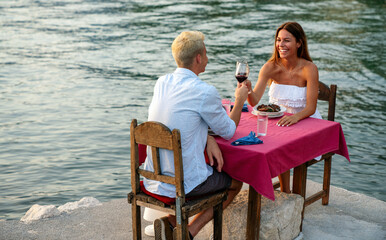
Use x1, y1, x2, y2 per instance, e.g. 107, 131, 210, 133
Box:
175, 215, 188, 240
213, 203, 223, 240
322, 156, 332, 205
131, 202, 141, 240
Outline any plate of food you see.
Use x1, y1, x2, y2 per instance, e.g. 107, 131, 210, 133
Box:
252, 104, 286, 118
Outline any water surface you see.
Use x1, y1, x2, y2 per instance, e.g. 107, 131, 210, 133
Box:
0, 0, 385, 220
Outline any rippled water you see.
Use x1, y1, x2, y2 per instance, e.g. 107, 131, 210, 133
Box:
1, 0, 385, 220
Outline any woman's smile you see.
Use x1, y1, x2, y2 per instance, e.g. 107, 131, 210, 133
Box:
276, 29, 299, 58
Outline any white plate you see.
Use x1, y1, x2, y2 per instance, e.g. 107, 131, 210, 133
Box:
251, 105, 286, 118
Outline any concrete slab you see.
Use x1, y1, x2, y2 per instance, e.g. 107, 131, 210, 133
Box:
0, 180, 385, 240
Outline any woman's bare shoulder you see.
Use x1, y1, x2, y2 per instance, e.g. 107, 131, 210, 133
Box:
302, 59, 318, 71
261, 61, 279, 73
263, 61, 277, 69
301, 59, 318, 83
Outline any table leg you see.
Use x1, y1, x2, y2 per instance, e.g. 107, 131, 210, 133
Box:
292, 163, 307, 231
246, 185, 261, 240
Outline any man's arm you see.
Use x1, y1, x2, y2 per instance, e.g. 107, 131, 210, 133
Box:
229, 82, 249, 127
206, 135, 224, 172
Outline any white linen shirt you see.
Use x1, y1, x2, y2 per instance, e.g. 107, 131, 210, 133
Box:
143, 68, 236, 198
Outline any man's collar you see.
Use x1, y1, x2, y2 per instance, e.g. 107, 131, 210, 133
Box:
174, 68, 198, 77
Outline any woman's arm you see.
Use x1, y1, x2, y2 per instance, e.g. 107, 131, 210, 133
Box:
246, 62, 272, 107
277, 62, 319, 126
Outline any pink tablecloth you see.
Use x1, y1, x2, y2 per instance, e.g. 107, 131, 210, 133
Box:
215, 111, 350, 200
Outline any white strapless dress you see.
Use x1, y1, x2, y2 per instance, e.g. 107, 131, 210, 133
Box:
268, 82, 322, 119
269, 82, 322, 160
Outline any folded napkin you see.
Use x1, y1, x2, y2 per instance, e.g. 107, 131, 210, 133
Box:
231, 131, 263, 146
230, 103, 249, 112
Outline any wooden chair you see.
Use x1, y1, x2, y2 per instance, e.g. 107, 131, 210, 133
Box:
292, 82, 337, 230
128, 119, 228, 240
303, 82, 337, 205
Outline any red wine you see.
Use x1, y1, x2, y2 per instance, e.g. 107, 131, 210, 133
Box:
236, 75, 247, 83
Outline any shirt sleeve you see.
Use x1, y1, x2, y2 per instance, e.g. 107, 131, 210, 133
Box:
199, 85, 236, 140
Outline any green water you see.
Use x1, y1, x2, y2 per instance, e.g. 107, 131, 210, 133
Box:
0, 0, 385, 220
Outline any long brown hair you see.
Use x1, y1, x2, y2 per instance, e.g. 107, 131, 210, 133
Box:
268, 22, 312, 63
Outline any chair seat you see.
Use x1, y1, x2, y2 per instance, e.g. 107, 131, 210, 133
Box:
128, 190, 227, 218
139, 181, 176, 205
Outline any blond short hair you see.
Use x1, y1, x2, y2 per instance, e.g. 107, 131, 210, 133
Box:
171, 31, 205, 67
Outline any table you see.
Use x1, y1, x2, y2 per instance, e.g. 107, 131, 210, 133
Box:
214, 109, 350, 239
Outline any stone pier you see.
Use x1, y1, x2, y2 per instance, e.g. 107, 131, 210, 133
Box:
1, 180, 385, 240
198, 190, 304, 240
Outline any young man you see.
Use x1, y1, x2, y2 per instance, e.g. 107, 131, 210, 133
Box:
143, 31, 248, 239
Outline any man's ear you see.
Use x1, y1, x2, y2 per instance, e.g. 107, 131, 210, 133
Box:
196, 54, 202, 64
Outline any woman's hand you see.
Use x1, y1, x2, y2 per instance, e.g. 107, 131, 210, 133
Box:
206, 135, 224, 172
276, 115, 300, 127
244, 79, 253, 93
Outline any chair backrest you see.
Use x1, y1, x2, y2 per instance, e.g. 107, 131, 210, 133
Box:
318, 82, 337, 121
130, 119, 186, 202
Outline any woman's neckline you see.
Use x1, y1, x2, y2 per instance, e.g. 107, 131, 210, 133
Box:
271, 81, 306, 88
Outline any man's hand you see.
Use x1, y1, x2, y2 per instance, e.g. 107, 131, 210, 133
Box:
230, 82, 249, 127
235, 82, 249, 102
206, 135, 224, 172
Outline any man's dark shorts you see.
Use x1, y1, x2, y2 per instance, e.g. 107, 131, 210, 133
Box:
186, 168, 232, 197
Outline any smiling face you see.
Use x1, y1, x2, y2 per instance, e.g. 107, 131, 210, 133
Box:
276, 29, 301, 59
269, 22, 312, 63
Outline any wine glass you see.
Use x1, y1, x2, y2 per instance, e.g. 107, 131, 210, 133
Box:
235, 60, 250, 93
235, 60, 249, 83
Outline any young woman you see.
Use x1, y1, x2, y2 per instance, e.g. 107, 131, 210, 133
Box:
246, 22, 321, 193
